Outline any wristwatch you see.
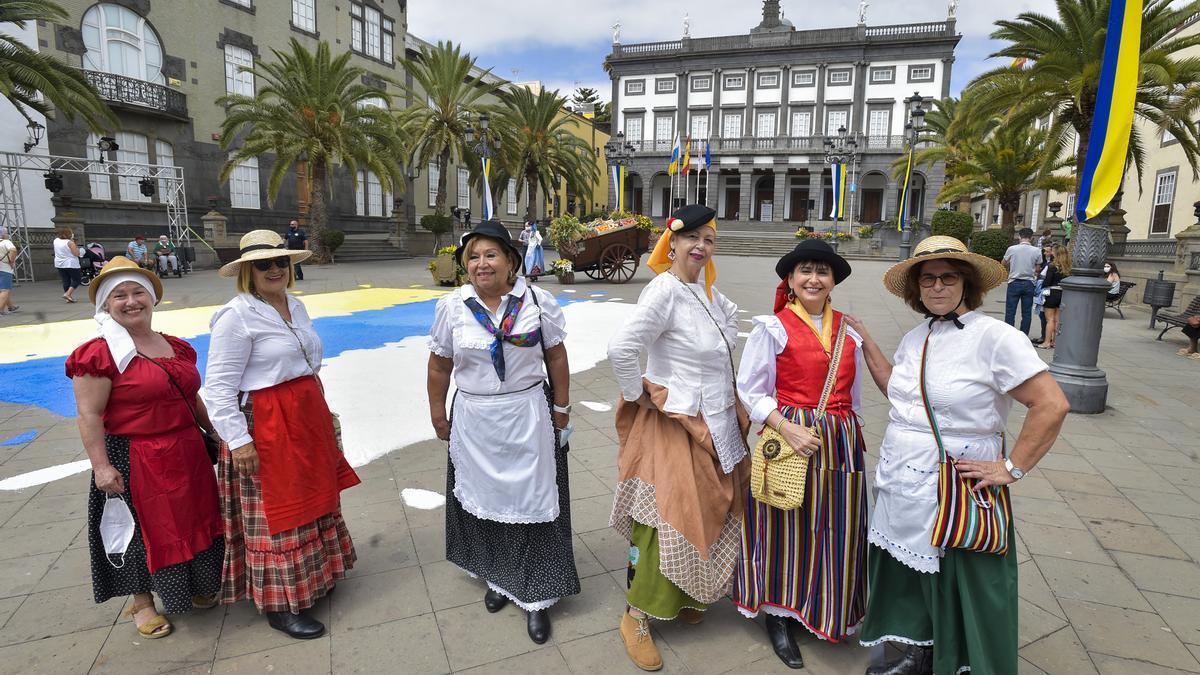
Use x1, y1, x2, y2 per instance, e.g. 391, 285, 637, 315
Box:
553, 403, 572, 414
1004, 459, 1026, 481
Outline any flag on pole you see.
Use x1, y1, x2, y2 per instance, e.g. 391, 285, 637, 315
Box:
1075, 0, 1142, 223
681, 136, 692, 176
480, 157, 493, 221
612, 164, 620, 207
667, 133, 682, 175
619, 164, 627, 212
704, 138, 712, 169
829, 163, 847, 219
897, 148, 914, 231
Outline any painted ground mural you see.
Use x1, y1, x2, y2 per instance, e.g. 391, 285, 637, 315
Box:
0, 287, 636, 491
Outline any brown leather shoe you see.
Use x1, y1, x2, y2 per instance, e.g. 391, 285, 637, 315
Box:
620, 610, 663, 671
678, 607, 704, 625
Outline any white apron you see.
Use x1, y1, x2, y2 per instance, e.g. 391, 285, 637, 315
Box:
449, 383, 558, 524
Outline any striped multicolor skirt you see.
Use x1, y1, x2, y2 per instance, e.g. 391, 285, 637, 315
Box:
732, 406, 868, 642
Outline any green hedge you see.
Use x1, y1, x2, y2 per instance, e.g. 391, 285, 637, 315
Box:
931, 210, 975, 245
319, 229, 345, 254
969, 228, 1011, 261
419, 214, 452, 235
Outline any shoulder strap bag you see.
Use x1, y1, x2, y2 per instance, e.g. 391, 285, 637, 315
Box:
137, 351, 220, 465
527, 287, 569, 452
751, 317, 847, 511
920, 330, 1012, 555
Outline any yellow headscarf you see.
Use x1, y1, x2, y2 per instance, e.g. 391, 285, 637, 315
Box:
646, 220, 719, 300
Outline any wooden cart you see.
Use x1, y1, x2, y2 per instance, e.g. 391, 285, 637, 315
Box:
561, 225, 652, 284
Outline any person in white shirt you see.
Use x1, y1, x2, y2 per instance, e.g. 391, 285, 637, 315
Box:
606, 205, 750, 671
53, 227, 82, 303
0, 227, 19, 314
203, 230, 361, 641
733, 239, 877, 669
851, 236, 1068, 675
427, 220, 575, 645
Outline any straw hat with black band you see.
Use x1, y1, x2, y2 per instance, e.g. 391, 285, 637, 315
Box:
218, 230, 312, 278
882, 235, 1007, 299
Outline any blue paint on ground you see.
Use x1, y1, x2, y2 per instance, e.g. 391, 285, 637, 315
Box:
0, 430, 37, 446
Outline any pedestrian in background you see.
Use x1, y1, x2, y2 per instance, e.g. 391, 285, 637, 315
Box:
126, 235, 152, 269
0, 227, 18, 315
1002, 228, 1041, 335
284, 220, 308, 281
53, 226, 82, 303
1038, 244, 1071, 351
524, 221, 544, 281
155, 235, 180, 277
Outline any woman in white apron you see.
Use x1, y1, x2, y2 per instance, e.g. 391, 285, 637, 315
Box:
427, 220, 577, 644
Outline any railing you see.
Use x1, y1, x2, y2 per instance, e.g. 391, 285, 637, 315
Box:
612, 21, 951, 58
620, 40, 684, 54
1190, 251, 1200, 271
626, 135, 909, 154
864, 22, 949, 37
1110, 239, 1177, 259
81, 69, 188, 119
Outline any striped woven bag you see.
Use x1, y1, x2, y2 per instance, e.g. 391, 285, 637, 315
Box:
919, 330, 1012, 555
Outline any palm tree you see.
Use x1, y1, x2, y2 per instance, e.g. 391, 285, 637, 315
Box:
966, 0, 1200, 195
217, 38, 406, 261
937, 124, 1076, 234
399, 40, 499, 227
893, 96, 994, 212
0, 0, 115, 130
490, 86, 600, 225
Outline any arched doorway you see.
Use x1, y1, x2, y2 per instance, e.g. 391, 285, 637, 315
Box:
649, 173, 672, 217
624, 172, 645, 214
858, 171, 888, 224
753, 173, 774, 221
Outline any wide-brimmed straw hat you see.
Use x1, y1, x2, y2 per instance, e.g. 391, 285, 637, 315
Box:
218, 230, 312, 277
87, 255, 164, 305
882, 235, 1007, 297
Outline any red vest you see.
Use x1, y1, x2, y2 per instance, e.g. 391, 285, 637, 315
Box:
775, 309, 857, 415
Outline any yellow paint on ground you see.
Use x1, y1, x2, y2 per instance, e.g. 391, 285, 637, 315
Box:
0, 288, 447, 364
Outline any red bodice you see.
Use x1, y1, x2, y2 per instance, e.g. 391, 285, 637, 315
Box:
774, 309, 857, 415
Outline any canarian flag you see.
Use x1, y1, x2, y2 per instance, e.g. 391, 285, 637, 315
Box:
829, 163, 847, 219
897, 148, 914, 231
704, 139, 712, 169
667, 133, 682, 175
681, 137, 692, 175
1075, 0, 1142, 222
480, 157, 493, 221
612, 164, 626, 212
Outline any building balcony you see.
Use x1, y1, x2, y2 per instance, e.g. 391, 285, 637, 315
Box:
81, 69, 189, 121
624, 135, 911, 157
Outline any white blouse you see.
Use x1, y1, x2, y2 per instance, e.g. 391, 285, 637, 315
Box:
736, 314, 865, 425
869, 310, 1048, 573
607, 272, 745, 473
202, 293, 323, 450
427, 277, 566, 394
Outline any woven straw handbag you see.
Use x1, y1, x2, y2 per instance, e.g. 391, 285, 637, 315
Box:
751, 319, 848, 511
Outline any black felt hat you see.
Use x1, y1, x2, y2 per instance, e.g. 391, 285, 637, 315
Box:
774, 239, 852, 284
666, 204, 718, 233
457, 220, 521, 266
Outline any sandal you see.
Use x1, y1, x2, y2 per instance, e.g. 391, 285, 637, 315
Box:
127, 600, 172, 639
1178, 348, 1191, 356
1188, 353, 1200, 360
192, 593, 219, 610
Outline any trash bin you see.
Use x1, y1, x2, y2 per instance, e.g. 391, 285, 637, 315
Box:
1143, 271, 1177, 329
181, 246, 196, 263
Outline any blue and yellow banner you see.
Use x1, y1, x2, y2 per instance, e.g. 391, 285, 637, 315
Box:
612, 164, 626, 212
667, 133, 681, 176
480, 157, 493, 221
1075, 0, 1142, 223
897, 148, 914, 231
829, 163, 847, 220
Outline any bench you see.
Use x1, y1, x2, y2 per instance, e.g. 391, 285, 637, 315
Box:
1105, 280, 1136, 319
1156, 294, 1200, 340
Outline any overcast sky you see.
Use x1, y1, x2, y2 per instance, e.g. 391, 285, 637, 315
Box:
408, 0, 1060, 103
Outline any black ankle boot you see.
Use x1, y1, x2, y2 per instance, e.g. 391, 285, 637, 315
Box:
484, 588, 508, 613
265, 611, 325, 639
866, 644, 933, 675
765, 614, 804, 669
527, 609, 551, 644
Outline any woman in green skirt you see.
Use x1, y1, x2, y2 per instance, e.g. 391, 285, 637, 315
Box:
849, 237, 1068, 674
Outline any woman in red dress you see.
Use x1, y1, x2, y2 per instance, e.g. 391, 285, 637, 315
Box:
67, 256, 224, 639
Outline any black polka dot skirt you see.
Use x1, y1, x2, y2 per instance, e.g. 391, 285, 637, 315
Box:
445, 434, 580, 610
87, 435, 224, 614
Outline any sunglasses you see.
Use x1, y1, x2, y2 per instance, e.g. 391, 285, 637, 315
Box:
918, 272, 962, 288
251, 256, 292, 272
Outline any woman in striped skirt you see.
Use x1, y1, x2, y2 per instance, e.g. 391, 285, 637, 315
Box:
734, 240, 877, 668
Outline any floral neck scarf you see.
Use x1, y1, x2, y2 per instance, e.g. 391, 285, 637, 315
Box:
463, 293, 541, 381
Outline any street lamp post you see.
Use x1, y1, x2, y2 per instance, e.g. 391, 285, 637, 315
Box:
822, 125, 859, 245
461, 112, 500, 230
603, 131, 637, 213
898, 92, 926, 260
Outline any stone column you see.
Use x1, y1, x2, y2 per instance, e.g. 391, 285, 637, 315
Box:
1042, 201, 1066, 243
739, 170, 753, 222
772, 169, 787, 224
814, 64, 828, 133
201, 209, 228, 245
51, 209, 85, 245
779, 65, 791, 143
745, 67, 757, 138
851, 61, 868, 133
389, 198, 408, 253
1048, 213, 1112, 413
1174, 202, 1200, 304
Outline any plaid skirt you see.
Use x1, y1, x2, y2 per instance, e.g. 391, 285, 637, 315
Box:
218, 439, 357, 614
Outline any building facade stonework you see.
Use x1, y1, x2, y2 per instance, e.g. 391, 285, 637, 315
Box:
605, 1, 959, 229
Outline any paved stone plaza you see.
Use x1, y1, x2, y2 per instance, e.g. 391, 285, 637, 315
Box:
0, 255, 1198, 674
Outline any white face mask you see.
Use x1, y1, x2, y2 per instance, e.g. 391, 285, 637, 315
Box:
99, 494, 135, 568
1103, 265, 1112, 273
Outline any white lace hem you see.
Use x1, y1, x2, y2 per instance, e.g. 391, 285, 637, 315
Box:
450, 486, 559, 524
486, 582, 559, 612
428, 338, 452, 358
629, 605, 707, 622
859, 634, 934, 648
706, 405, 747, 475
868, 530, 940, 574
736, 605, 861, 641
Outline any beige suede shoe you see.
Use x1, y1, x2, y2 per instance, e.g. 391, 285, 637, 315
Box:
620, 610, 663, 671
678, 607, 704, 625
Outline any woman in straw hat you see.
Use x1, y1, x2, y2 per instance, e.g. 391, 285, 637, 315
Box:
733, 239, 879, 668
427, 220, 577, 645
66, 256, 224, 640
850, 236, 1068, 675
203, 230, 360, 640
607, 204, 750, 671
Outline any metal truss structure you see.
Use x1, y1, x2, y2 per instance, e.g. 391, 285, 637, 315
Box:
0, 151, 191, 282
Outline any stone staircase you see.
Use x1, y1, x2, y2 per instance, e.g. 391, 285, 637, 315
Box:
331, 234, 409, 263
717, 231, 805, 258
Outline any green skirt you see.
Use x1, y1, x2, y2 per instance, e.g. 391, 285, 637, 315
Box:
626, 522, 706, 620
859, 532, 1017, 675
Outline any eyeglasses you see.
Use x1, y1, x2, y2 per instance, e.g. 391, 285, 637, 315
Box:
251, 256, 292, 272
918, 272, 962, 288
